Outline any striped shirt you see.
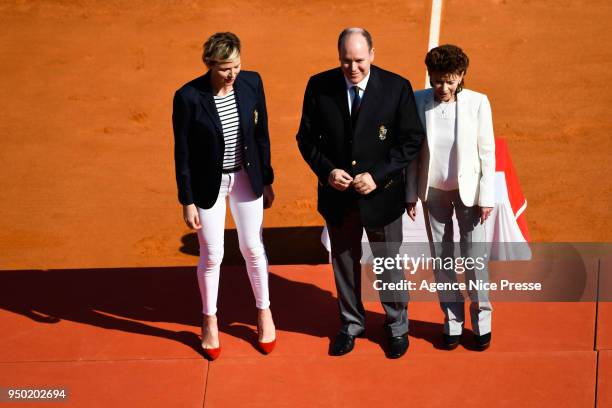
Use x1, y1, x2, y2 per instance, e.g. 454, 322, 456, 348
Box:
213, 90, 244, 170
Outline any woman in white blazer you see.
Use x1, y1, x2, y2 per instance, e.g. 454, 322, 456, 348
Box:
406, 44, 495, 351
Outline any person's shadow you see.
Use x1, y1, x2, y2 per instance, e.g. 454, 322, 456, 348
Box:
0, 266, 446, 356
0, 227, 448, 358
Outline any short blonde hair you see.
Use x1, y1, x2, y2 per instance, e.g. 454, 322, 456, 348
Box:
202, 32, 241, 66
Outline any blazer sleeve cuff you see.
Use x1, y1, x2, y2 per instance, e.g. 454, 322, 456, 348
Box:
477, 189, 495, 208
178, 193, 195, 206
368, 164, 387, 187
317, 162, 335, 185
263, 168, 274, 185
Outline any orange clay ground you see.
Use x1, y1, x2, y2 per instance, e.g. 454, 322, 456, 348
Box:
0, 0, 611, 407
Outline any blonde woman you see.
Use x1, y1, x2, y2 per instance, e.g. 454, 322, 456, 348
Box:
172, 32, 276, 359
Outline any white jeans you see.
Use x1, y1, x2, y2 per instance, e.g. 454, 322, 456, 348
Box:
196, 169, 270, 315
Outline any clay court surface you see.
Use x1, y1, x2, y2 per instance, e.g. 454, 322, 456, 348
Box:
1, 0, 611, 406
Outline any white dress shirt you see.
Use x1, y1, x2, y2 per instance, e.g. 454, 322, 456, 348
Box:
429, 100, 459, 191
344, 71, 371, 114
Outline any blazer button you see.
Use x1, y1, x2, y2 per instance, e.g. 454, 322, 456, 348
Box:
246, 162, 251, 167
244, 145, 248, 150
351, 160, 357, 166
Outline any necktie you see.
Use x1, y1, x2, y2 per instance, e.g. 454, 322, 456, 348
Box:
351, 85, 361, 125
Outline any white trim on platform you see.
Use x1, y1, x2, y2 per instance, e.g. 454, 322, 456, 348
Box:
515, 199, 528, 220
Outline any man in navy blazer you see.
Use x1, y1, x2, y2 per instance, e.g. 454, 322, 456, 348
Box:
173, 69, 273, 209
296, 28, 424, 358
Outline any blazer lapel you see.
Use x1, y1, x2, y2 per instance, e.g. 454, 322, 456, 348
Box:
331, 69, 352, 135
352, 66, 382, 135
197, 72, 223, 135
423, 89, 435, 152
233, 76, 252, 136
455, 90, 468, 169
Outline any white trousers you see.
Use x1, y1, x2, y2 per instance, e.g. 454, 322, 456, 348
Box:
196, 169, 270, 315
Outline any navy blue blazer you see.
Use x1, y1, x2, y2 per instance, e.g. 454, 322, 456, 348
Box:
296, 66, 425, 228
172, 70, 274, 209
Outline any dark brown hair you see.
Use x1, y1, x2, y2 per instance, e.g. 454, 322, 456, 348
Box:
425, 44, 469, 92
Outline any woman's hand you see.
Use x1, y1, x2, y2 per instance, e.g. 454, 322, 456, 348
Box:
406, 202, 417, 221
183, 204, 201, 229
480, 206, 493, 225
263, 185, 275, 209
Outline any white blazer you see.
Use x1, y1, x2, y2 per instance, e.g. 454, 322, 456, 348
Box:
406, 88, 495, 207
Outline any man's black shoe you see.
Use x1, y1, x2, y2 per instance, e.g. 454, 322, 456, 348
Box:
443, 334, 461, 350
474, 332, 491, 351
330, 332, 358, 356
387, 334, 409, 359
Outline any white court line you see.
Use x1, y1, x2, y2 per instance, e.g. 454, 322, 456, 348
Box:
425, 0, 443, 88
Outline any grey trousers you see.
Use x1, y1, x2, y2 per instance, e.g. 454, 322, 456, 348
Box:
327, 206, 408, 337
423, 187, 492, 336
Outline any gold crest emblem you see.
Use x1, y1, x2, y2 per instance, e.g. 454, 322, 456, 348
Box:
253, 109, 259, 125
378, 125, 387, 140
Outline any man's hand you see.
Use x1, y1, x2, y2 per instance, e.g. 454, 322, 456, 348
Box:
480, 206, 493, 224
406, 202, 417, 221
353, 172, 377, 195
263, 185, 275, 209
328, 169, 354, 191
183, 204, 202, 230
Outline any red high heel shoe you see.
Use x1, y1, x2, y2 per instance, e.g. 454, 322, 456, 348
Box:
257, 308, 276, 354
257, 323, 276, 354
202, 346, 221, 361
201, 322, 221, 361
258, 338, 276, 355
